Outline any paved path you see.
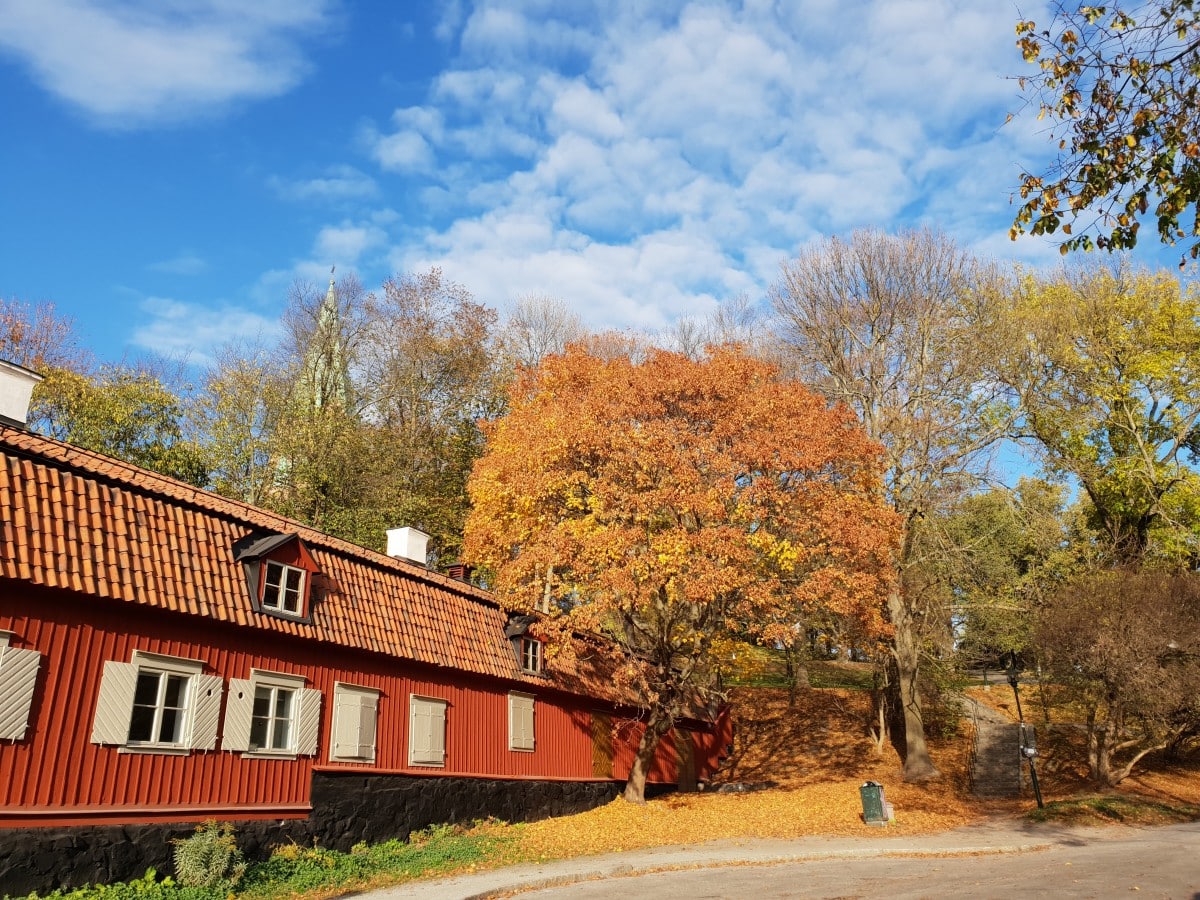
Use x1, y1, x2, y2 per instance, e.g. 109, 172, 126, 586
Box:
363, 818, 1180, 899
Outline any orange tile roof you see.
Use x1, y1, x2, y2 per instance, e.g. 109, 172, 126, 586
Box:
0, 425, 614, 698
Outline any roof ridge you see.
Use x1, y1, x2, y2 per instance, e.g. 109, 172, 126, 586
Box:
0, 424, 498, 609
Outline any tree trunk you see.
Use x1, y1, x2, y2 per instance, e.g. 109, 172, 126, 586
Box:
887, 586, 940, 781
869, 662, 891, 754
623, 709, 674, 804
785, 646, 808, 707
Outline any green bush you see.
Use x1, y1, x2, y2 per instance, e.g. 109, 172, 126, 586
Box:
171, 822, 245, 888
10, 868, 223, 900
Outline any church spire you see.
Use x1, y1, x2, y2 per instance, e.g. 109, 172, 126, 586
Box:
297, 267, 352, 411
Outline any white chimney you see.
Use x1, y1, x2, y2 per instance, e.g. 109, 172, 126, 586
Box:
0, 359, 43, 429
386, 527, 429, 566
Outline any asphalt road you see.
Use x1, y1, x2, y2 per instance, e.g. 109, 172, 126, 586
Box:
518, 821, 1200, 899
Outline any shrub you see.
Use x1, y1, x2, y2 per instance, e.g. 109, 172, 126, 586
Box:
171, 822, 245, 888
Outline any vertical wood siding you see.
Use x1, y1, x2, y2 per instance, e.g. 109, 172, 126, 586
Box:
1, 585, 721, 825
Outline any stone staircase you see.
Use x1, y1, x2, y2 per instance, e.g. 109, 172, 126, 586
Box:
967, 700, 1022, 798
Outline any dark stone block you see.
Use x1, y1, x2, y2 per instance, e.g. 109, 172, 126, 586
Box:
0, 775, 653, 895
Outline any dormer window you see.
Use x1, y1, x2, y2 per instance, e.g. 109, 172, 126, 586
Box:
233, 531, 323, 623
520, 636, 543, 674
262, 561, 306, 616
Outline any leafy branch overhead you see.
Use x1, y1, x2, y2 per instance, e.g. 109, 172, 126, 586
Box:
1012, 1, 1200, 261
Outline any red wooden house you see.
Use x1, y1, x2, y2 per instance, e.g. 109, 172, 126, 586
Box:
0, 370, 730, 893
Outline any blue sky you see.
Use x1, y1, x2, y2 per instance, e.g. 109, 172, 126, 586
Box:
0, 0, 1170, 369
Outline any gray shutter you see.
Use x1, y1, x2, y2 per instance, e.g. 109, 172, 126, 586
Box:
91, 661, 138, 745
189, 674, 224, 751
222, 678, 253, 752
296, 688, 322, 756
0, 646, 42, 741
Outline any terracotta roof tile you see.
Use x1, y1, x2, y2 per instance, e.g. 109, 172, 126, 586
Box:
0, 426, 618, 700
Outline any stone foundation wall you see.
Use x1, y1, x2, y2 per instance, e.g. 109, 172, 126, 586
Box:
0, 775, 642, 896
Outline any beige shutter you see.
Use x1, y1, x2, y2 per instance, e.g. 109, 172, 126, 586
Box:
429, 699, 445, 762
0, 645, 42, 741
296, 688, 322, 756
332, 686, 378, 761
332, 688, 358, 759
222, 678, 253, 752
189, 674, 224, 751
409, 697, 446, 765
509, 693, 535, 751
358, 692, 378, 760
91, 661, 138, 745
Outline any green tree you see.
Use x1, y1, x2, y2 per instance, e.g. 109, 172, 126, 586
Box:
941, 479, 1080, 666
190, 345, 288, 506
995, 263, 1200, 566
359, 269, 508, 563
1011, 2, 1200, 261
32, 365, 207, 485
463, 346, 898, 802
770, 228, 1011, 781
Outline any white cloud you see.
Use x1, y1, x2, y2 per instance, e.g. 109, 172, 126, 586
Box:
0, 0, 332, 127
370, 128, 436, 173
132, 296, 281, 366
269, 165, 378, 203
312, 222, 388, 266
147, 252, 208, 276
359, 0, 1066, 333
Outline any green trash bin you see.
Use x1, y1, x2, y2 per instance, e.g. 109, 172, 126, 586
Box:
860, 781, 886, 826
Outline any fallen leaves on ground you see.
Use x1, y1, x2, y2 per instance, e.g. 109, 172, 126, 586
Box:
517, 688, 992, 862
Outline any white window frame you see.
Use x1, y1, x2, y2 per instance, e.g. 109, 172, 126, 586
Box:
223, 669, 321, 758
519, 637, 543, 674
261, 560, 307, 617
90, 650, 222, 755
0, 631, 42, 742
408, 695, 447, 767
330, 682, 380, 763
508, 691, 535, 752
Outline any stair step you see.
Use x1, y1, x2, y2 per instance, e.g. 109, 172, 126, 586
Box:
970, 722, 1022, 798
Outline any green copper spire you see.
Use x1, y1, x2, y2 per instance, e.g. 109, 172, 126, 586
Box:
297, 268, 352, 411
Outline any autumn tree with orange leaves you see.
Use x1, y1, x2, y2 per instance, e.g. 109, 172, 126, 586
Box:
463, 346, 899, 803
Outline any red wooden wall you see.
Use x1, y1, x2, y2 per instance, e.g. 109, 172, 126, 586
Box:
0, 583, 724, 827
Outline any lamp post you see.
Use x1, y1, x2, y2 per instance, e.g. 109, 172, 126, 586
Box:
1002, 651, 1044, 809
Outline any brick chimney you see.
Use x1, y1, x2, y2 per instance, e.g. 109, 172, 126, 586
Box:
0, 359, 43, 429
386, 527, 429, 567
446, 563, 473, 583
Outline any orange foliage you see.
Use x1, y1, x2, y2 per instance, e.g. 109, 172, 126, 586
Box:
464, 347, 899, 796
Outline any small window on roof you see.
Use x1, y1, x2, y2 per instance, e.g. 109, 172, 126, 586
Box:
262, 561, 306, 616
234, 532, 320, 623
519, 636, 543, 674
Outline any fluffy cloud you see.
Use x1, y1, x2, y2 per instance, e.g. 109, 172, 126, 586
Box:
362, 1, 1059, 332
0, 0, 331, 127
132, 296, 281, 365
312, 222, 388, 266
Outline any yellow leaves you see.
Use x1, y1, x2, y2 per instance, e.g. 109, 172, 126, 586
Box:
515, 688, 980, 860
